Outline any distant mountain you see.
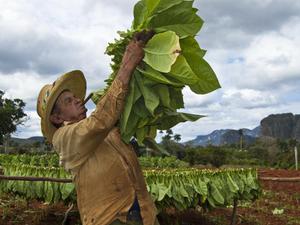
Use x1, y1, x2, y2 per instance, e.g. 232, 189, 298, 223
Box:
11, 136, 44, 145
7, 113, 299, 148
261, 113, 300, 141
185, 112, 300, 147
185, 127, 261, 147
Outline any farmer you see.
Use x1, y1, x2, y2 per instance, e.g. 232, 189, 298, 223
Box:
36, 32, 159, 225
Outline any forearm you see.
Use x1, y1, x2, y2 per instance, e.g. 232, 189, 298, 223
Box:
116, 38, 145, 87
116, 61, 136, 87
84, 78, 128, 140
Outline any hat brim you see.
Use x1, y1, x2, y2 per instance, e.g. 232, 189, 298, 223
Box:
41, 70, 86, 143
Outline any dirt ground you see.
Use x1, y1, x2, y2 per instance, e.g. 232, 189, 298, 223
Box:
0, 168, 299, 225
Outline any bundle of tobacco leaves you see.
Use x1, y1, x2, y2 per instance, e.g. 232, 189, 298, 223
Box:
92, 0, 220, 149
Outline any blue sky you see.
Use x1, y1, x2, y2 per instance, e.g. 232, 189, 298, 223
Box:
1, 0, 300, 141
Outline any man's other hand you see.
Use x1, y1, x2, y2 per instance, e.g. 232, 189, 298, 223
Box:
134, 29, 155, 44
122, 39, 145, 69
121, 30, 155, 69
117, 30, 155, 86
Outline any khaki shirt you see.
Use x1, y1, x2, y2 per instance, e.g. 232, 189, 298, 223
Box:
52, 79, 157, 225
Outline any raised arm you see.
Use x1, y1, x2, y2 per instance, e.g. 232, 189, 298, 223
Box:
53, 33, 154, 171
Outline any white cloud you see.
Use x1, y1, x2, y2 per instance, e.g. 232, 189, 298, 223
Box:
13, 111, 42, 138
221, 89, 278, 109
0, 72, 57, 109
243, 32, 300, 86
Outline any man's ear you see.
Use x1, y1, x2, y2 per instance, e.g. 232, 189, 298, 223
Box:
50, 113, 64, 126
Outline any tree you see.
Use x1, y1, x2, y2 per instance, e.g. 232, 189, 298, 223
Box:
238, 129, 243, 150
173, 134, 181, 143
160, 129, 185, 158
288, 139, 297, 149
277, 139, 289, 153
164, 129, 173, 140
0, 90, 27, 151
161, 129, 173, 145
211, 148, 227, 167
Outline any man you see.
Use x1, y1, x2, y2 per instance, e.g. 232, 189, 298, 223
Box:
36, 33, 158, 225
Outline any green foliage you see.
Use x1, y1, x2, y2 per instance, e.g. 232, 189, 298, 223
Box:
182, 137, 300, 169
139, 156, 188, 168
0, 164, 75, 203
145, 168, 261, 211
0, 154, 260, 211
180, 37, 220, 94
184, 146, 226, 167
0, 153, 59, 167
143, 31, 180, 73
0, 91, 27, 145
145, 1, 203, 38
158, 129, 186, 158
92, 0, 221, 152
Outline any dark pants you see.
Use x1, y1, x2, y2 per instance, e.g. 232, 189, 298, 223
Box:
110, 197, 160, 225
110, 218, 160, 225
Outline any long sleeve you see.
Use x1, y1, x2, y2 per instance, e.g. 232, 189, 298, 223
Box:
52, 78, 129, 172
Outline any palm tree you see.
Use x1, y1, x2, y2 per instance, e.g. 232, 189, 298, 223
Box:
165, 129, 173, 140
238, 129, 243, 150
173, 134, 181, 143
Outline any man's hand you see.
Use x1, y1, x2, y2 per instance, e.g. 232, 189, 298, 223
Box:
134, 29, 155, 43
117, 30, 155, 86
121, 30, 155, 69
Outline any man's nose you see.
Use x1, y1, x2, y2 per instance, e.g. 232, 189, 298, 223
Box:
75, 97, 82, 104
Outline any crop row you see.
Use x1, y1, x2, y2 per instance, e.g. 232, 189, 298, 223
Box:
0, 163, 260, 210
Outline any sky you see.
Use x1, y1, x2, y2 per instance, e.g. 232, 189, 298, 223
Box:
1, 0, 300, 142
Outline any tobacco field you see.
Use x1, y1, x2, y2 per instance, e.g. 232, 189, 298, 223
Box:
1, 154, 299, 225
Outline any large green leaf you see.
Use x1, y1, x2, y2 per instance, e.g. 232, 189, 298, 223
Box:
226, 173, 239, 193
133, 98, 151, 119
157, 182, 171, 201
121, 111, 140, 143
145, 0, 185, 16
210, 181, 225, 205
156, 111, 204, 130
144, 0, 160, 18
133, 0, 185, 29
147, 1, 203, 38
169, 87, 184, 109
143, 31, 181, 73
60, 168, 75, 200
168, 55, 198, 84
180, 37, 221, 94
120, 74, 141, 132
136, 127, 147, 145
45, 181, 54, 203
180, 36, 206, 58
154, 84, 171, 108
137, 64, 183, 87
135, 71, 160, 115
132, 1, 147, 29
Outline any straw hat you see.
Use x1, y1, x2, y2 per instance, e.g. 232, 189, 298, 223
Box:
37, 70, 86, 143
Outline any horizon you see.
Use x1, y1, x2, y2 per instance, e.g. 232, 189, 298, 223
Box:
12, 113, 291, 142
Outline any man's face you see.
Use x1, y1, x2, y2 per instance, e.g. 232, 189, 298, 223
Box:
53, 91, 87, 123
